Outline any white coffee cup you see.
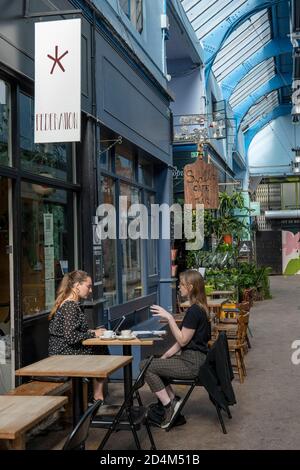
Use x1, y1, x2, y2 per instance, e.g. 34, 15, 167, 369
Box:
121, 329, 132, 338
103, 330, 116, 339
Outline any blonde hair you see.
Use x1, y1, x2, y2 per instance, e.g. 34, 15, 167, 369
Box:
180, 269, 209, 317
49, 270, 89, 320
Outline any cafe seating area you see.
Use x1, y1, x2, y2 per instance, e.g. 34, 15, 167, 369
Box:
0, 276, 298, 450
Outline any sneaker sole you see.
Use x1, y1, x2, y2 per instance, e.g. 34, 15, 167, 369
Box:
160, 399, 183, 429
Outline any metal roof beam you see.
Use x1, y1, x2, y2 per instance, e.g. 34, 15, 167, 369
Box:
235, 73, 292, 129
221, 38, 292, 100
203, 0, 288, 81
244, 104, 292, 151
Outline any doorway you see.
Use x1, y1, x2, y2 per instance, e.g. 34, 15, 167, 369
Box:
0, 176, 14, 392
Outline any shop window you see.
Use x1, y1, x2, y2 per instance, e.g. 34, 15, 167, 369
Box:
146, 193, 157, 275
0, 79, 10, 166
99, 127, 113, 171
115, 143, 134, 180
120, 183, 142, 301
21, 182, 73, 317
20, 93, 72, 182
120, 0, 143, 33
101, 176, 118, 307
138, 155, 153, 187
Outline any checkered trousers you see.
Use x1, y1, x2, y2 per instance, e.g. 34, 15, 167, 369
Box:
140, 349, 206, 393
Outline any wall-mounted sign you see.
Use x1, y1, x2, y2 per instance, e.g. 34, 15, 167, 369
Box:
35, 19, 81, 143
184, 159, 219, 209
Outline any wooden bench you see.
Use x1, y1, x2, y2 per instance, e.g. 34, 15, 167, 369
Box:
108, 293, 157, 325
6, 380, 73, 422
6, 380, 71, 397
0, 395, 68, 449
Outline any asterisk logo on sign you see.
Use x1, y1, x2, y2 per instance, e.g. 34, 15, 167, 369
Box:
47, 46, 69, 74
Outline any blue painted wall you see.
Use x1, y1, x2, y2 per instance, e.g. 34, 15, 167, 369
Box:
94, 0, 166, 87
248, 115, 298, 175
169, 68, 204, 115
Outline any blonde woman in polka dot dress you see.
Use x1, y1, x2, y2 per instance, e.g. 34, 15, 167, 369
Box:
48, 270, 107, 401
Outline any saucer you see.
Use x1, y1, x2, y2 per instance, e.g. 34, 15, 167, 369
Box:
99, 335, 117, 340
116, 334, 136, 340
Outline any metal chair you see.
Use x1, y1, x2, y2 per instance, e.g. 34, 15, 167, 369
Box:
63, 399, 103, 450
164, 333, 236, 434
94, 356, 156, 450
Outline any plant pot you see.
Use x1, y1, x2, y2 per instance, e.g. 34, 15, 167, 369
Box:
223, 234, 233, 245
171, 265, 178, 277
171, 249, 178, 261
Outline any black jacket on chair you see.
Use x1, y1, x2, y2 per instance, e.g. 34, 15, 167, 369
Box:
198, 332, 236, 410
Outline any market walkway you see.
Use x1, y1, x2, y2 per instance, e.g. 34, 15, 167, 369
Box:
27, 276, 300, 450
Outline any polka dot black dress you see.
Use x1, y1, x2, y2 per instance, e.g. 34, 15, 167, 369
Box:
48, 300, 107, 355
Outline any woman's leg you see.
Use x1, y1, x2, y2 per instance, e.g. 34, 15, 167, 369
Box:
155, 388, 172, 405
93, 378, 106, 400
165, 385, 175, 400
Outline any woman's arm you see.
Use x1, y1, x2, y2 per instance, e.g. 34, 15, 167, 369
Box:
151, 305, 195, 348
161, 341, 181, 359
62, 305, 95, 345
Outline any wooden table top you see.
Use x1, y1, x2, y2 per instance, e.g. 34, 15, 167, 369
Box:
210, 290, 235, 296
15, 355, 132, 379
83, 337, 153, 346
207, 298, 228, 307
180, 298, 228, 309
0, 396, 67, 440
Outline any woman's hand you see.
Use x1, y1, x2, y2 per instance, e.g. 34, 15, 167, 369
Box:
92, 328, 106, 337
150, 305, 172, 321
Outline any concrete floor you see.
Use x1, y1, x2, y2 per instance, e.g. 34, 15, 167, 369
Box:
27, 276, 300, 450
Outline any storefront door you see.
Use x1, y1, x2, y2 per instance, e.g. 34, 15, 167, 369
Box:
0, 176, 14, 392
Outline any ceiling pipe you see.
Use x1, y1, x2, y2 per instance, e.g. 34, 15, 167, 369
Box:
265, 209, 300, 218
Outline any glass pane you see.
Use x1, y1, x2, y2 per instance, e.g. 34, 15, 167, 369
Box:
147, 193, 157, 275
99, 127, 113, 171
115, 143, 134, 180
101, 176, 118, 307
131, 0, 143, 33
120, 183, 142, 301
138, 156, 153, 187
120, 0, 130, 17
0, 176, 12, 392
21, 182, 73, 317
20, 93, 73, 182
0, 80, 10, 166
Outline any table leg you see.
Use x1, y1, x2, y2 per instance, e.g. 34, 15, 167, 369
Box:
8, 435, 25, 450
72, 377, 84, 427
122, 345, 133, 403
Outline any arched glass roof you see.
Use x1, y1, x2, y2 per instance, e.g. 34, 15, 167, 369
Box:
180, 0, 292, 141
212, 10, 271, 81
182, 0, 248, 42
229, 58, 276, 109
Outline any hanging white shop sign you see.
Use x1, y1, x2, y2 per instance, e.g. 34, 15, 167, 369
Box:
34, 18, 81, 143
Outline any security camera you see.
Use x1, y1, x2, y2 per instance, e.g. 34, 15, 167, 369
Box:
166, 74, 172, 82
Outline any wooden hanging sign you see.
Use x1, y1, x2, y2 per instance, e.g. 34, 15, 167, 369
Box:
184, 159, 219, 209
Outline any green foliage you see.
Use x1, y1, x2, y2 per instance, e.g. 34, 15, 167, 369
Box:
205, 192, 250, 245
205, 263, 272, 301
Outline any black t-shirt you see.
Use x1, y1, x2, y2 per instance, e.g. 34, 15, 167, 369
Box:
181, 303, 210, 354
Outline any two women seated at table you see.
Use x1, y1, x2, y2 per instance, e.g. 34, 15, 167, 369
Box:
141, 269, 210, 429
48, 270, 107, 402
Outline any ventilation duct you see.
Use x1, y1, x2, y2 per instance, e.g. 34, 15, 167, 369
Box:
265, 210, 300, 219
